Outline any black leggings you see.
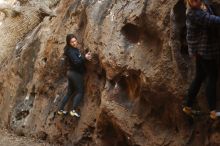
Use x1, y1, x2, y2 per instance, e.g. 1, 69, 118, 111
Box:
59, 70, 84, 111
184, 55, 218, 111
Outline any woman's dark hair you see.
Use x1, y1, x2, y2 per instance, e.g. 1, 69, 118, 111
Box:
64, 34, 77, 54
66, 34, 77, 46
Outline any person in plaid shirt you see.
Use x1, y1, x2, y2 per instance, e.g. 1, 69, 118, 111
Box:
183, 0, 220, 120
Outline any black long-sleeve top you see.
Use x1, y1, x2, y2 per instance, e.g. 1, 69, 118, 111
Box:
64, 46, 86, 74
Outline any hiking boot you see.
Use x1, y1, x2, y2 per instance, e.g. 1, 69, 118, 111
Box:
210, 111, 217, 120
69, 110, 80, 118
57, 110, 68, 115
183, 106, 193, 116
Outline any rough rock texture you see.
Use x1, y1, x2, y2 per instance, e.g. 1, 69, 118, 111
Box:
0, 0, 59, 62
0, 0, 220, 145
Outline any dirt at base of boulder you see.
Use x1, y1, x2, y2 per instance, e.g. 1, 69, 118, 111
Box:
0, 128, 49, 146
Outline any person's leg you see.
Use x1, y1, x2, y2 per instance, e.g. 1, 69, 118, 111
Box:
68, 71, 84, 117
72, 72, 84, 110
204, 59, 218, 111
59, 76, 74, 111
183, 56, 207, 108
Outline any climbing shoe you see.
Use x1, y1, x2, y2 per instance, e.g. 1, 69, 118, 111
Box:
183, 106, 193, 116
210, 111, 217, 120
69, 110, 80, 118
57, 110, 68, 115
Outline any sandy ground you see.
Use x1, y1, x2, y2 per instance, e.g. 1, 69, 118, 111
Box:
0, 129, 50, 146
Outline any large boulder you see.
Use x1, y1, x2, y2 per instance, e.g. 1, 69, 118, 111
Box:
0, 0, 220, 145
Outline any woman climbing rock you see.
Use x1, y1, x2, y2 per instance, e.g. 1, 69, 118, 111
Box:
58, 34, 92, 117
183, 0, 220, 120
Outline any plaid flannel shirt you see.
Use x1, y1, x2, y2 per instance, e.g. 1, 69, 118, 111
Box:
186, 8, 220, 59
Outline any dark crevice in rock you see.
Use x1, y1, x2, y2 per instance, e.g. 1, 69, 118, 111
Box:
73, 126, 95, 146
12, 38, 41, 112
173, 0, 188, 56
170, 0, 191, 80
37, 131, 48, 140
109, 70, 141, 109
15, 110, 30, 121
76, 9, 88, 50
10, 86, 36, 134
96, 112, 132, 146
121, 18, 163, 57
121, 23, 140, 44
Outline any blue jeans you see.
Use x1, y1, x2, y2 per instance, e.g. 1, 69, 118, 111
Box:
59, 70, 84, 110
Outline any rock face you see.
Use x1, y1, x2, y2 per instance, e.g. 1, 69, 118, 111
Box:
0, 0, 220, 145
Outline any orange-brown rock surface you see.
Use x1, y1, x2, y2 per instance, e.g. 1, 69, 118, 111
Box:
0, 0, 220, 145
